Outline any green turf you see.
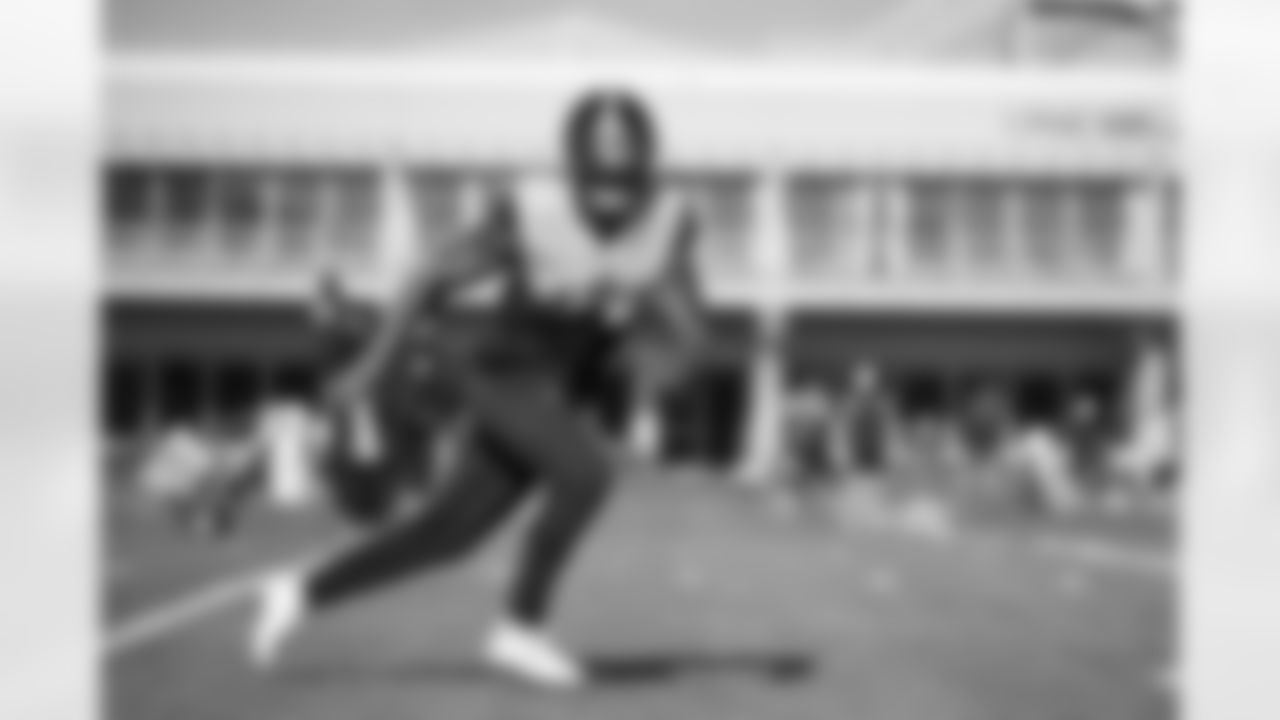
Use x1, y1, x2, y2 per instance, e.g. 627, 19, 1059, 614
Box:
105, 475, 1175, 720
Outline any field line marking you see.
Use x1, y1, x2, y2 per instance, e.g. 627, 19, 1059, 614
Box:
107, 541, 347, 658
107, 573, 264, 656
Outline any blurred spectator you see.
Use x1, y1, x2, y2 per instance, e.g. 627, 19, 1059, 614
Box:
1110, 339, 1180, 498
1062, 392, 1110, 495
1000, 421, 1080, 515
1109, 404, 1178, 497
258, 401, 323, 509
783, 384, 838, 491
136, 419, 264, 535
962, 383, 1014, 467
830, 362, 892, 482
195, 416, 269, 534
136, 422, 213, 508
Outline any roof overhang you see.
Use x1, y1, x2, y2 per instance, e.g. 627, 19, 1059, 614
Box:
106, 53, 1175, 173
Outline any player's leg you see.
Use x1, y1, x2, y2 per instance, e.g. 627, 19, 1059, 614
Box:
313, 437, 530, 605
503, 423, 612, 624
249, 428, 533, 667
250, 362, 617, 689
456, 369, 618, 688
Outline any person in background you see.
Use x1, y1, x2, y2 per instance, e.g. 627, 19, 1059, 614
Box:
1001, 418, 1080, 515
1061, 391, 1110, 499
137, 417, 264, 537
969, 384, 1012, 458
783, 384, 838, 495
1117, 339, 1179, 497
196, 416, 270, 535
1109, 403, 1178, 502
256, 401, 329, 512
830, 362, 891, 484
943, 381, 1006, 501
136, 421, 217, 529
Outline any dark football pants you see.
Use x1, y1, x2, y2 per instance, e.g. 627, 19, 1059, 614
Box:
305, 363, 618, 626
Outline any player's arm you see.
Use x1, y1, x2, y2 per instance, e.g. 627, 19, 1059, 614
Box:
332, 190, 517, 404
647, 210, 710, 355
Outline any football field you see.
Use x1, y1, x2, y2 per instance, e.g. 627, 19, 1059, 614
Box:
105, 474, 1175, 720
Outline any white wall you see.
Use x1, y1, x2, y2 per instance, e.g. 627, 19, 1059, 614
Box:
106, 56, 1173, 175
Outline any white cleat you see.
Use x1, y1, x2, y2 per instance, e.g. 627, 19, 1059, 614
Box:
249, 573, 305, 670
484, 621, 586, 691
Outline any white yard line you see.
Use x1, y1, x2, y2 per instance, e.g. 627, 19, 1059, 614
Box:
107, 541, 347, 658
107, 571, 265, 656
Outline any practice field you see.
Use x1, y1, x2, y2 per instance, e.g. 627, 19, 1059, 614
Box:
105, 474, 1175, 720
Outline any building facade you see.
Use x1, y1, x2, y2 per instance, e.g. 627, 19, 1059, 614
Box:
102, 19, 1177, 473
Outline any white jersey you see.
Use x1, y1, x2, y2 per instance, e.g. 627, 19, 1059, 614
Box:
512, 177, 684, 316
258, 403, 319, 509
138, 427, 214, 499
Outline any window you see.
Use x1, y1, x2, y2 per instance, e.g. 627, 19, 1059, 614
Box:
330, 170, 377, 262
1074, 181, 1125, 273
256, 173, 286, 261
220, 170, 266, 258
898, 372, 948, 419
212, 362, 258, 420
161, 167, 213, 252
272, 364, 316, 402
949, 180, 1007, 272
675, 173, 752, 270
791, 175, 866, 275
104, 167, 152, 253
905, 180, 951, 273
158, 359, 202, 425
1013, 179, 1126, 276
897, 176, 1132, 278
311, 173, 340, 258
277, 170, 322, 259
104, 360, 142, 436
1016, 374, 1063, 424
1021, 181, 1071, 273
105, 167, 148, 225
415, 171, 479, 252
1163, 180, 1180, 276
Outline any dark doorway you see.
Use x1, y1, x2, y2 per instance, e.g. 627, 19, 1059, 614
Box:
158, 359, 201, 425
104, 359, 143, 436
213, 361, 260, 422
661, 366, 747, 469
